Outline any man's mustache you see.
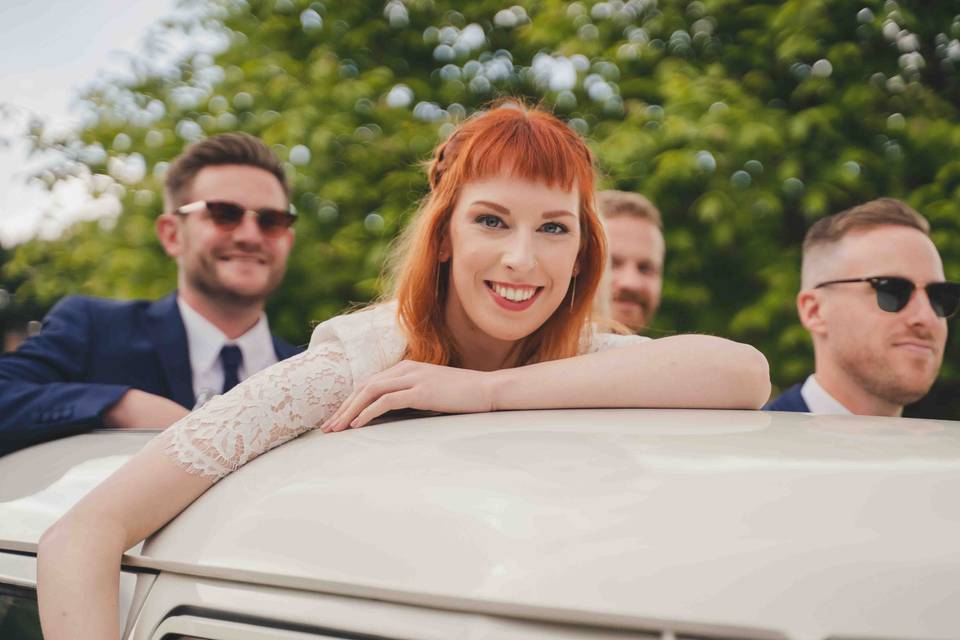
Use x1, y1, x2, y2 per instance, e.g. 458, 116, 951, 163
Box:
613, 290, 650, 313
892, 327, 942, 351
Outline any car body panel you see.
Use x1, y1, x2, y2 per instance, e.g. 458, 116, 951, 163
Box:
0, 429, 158, 554
2, 410, 959, 639
130, 573, 673, 640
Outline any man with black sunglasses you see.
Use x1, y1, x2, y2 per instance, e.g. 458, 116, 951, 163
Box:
765, 198, 957, 416
0, 133, 303, 454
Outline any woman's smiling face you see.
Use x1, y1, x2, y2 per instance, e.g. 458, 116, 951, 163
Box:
442, 172, 581, 351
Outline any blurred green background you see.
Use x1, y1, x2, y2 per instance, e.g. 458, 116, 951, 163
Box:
1, 0, 958, 417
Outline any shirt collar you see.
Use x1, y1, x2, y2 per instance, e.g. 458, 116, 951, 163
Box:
177, 296, 275, 378
800, 374, 853, 415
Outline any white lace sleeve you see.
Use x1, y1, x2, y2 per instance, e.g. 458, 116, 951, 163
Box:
158, 338, 352, 481
582, 331, 652, 354
157, 303, 407, 481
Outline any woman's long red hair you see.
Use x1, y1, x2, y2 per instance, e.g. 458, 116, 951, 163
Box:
386, 101, 606, 366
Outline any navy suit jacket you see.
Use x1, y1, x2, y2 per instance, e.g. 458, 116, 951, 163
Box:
0, 293, 303, 454
763, 383, 810, 412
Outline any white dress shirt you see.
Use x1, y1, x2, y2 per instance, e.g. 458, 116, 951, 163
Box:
800, 374, 852, 415
177, 297, 279, 408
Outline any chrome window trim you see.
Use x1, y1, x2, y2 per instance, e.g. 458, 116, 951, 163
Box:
151, 614, 386, 640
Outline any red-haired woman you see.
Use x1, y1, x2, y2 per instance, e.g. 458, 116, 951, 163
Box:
38, 102, 770, 638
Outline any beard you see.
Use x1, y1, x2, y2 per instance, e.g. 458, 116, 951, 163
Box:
189, 272, 267, 307
186, 254, 285, 308
612, 290, 656, 330
835, 335, 942, 407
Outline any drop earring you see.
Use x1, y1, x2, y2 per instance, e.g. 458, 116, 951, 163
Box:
569, 275, 577, 312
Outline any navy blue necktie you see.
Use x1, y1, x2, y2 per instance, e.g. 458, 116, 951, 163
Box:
220, 345, 243, 394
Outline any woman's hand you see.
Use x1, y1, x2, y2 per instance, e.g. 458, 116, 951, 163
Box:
321, 360, 496, 432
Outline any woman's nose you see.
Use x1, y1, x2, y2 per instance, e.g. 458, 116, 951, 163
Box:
501, 232, 537, 272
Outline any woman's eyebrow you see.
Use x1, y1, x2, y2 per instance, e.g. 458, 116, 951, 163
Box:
470, 201, 576, 220
542, 210, 577, 220
470, 200, 510, 214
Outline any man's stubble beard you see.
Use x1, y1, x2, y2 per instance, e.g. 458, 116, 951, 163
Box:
187, 255, 285, 310
613, 291, 656, 332
834, 338, 941, 407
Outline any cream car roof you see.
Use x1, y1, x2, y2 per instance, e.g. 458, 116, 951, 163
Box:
2, 409, 959, 639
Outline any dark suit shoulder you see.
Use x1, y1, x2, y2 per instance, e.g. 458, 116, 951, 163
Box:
763, 383, 809, 412
272, 335, 305, 361
51, 294, 153, 318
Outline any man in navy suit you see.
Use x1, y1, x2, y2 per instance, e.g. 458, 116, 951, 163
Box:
766, 199, 955, 415
0, 133, 303, 453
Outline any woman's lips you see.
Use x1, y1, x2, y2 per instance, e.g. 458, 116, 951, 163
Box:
485, 281, 543, 311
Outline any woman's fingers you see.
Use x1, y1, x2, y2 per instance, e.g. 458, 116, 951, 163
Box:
321, 388, 362, 432
320, 364, 406, 432
320, 393, 350, 432
323, 375, 413, 432
323, 389, 366, 432
350, 388, 417, 429
321, 361, 442, 433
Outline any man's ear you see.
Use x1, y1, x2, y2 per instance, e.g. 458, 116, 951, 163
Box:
797, 289, 827, 337
156, 213, 183, 258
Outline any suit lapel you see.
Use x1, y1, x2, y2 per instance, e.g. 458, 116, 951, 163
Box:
145, 293, 196, 409
781, 384, 810, 412
794, 385, 811, 412
272, 335, 305, 361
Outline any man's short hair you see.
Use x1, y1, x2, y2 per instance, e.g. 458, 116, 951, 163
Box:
596, 190, 663, 229
800, 198, 931, 288
163, 133, 288, 209
803, 198, 930, 252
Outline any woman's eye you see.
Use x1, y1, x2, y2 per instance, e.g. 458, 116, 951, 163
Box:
540, 222, 569, 235
475, 214, 505, 229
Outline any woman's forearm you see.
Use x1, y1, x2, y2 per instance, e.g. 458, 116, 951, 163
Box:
38, 437, 216, 639
489, 335, 771, 411
38, 515, 126, 640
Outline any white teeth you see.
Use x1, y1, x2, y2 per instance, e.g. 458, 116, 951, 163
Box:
492, 283, 537, 302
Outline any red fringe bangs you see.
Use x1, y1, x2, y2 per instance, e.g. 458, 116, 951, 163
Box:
447, 107, 594, 197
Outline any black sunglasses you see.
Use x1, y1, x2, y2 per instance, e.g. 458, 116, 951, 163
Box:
176, 200, 296, 237
815, 276, 960, 318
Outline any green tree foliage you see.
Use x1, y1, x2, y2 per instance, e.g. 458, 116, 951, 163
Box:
4, 0, 960, 416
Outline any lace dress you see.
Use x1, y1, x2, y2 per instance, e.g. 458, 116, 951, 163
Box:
159, 302, 649, 481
